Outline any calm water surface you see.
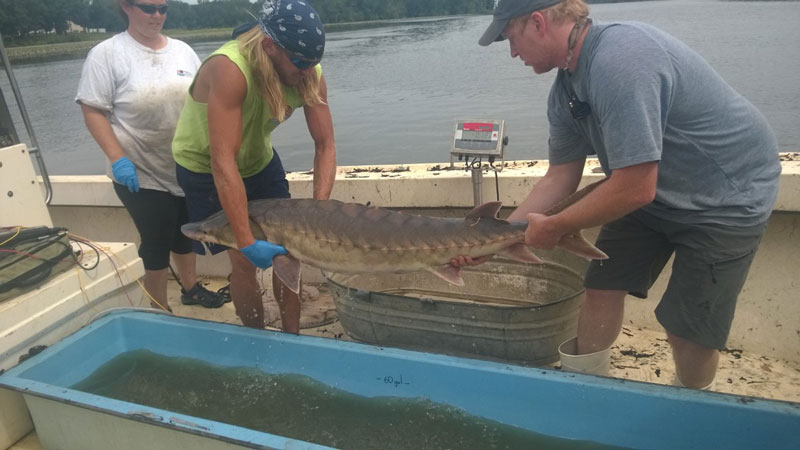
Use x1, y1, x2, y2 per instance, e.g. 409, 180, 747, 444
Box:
71, 350, 624, 449
1, 0, 798, 175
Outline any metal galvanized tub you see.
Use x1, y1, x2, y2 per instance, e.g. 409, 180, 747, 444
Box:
325, 255, 587, 366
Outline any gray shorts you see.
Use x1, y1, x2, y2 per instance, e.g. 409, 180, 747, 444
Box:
584, 209, 766, 350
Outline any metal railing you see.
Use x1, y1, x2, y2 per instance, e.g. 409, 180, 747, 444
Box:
0, 33, 53, 204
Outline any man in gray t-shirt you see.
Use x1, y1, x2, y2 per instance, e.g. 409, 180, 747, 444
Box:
472, 0, 780, 389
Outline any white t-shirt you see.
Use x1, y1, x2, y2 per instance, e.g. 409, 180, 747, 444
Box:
76, 32, 200, 196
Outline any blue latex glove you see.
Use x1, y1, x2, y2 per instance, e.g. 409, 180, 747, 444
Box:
240, 240, 288, 269
111, 156, 140, 192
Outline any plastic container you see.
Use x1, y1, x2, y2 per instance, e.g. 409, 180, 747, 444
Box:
1, 310, 798, 450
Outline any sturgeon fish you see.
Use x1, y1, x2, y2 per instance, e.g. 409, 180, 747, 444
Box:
182, 178, 609, 293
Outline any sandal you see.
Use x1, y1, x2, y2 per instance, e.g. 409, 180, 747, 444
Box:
181, 283, 225, 308
217, 283, 231, 303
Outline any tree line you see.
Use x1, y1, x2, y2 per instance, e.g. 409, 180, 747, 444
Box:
0, 0, 494, 40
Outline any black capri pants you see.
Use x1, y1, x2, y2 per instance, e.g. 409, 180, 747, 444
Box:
113, 182, 194, 271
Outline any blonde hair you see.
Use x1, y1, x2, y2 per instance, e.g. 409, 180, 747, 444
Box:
509, 0, 590, 29
542, 0, 590, 25
237, 26, 324, 123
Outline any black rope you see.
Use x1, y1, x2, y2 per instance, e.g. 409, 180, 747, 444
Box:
0, 227, 74, 293
494, 170, 500, 202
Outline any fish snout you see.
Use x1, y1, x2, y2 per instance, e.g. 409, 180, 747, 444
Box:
181, 222, 207, 241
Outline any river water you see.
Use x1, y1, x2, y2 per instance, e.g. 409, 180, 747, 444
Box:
1, 0, 798, 175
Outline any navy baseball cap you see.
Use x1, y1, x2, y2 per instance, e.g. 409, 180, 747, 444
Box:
479, 0, 562, 46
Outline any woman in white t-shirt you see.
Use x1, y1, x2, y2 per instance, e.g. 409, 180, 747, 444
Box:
76, 0, 225, 312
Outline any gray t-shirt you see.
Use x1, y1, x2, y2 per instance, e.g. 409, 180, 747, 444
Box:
548, 21, 780, 226
76, 32, 200, 196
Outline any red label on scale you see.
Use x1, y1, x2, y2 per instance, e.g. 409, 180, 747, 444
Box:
463, 122, 493, 132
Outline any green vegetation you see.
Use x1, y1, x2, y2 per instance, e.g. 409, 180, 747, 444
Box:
1, 0, 659, 64
1, 0, 493, 64
5, 29, 233, 64
0, 0, 493, 44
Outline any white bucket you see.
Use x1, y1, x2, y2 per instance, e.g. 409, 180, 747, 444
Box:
672, 375, 715, 391
558, 337, 611, 376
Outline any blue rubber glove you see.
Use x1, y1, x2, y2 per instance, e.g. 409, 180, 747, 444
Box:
111, 156, 140, 192
240, 240, 288, 269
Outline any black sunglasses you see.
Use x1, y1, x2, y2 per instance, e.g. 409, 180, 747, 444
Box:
289, 56, 319, 70
133, 3, 168, 15
275, 41, 319, 70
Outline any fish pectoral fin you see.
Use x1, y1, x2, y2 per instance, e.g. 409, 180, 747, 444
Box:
497, 244, 543, 264
272, 254, 303, 294
558, 232, 609, 260
430, 265, 465, 286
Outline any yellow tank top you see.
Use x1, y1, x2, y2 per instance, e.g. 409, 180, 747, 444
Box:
172, 40, 322, 177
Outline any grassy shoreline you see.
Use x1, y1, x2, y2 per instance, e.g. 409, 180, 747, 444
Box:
5, 29, 233, 65
3, 18, 463, 65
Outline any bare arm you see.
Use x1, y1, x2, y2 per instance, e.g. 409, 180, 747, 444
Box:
79, 103, 126, 163
507, 158, 586, 221
204, 56, 254, 249
450, 158, 586, 267
303, 75, 336, 200
525, 161, 658, 249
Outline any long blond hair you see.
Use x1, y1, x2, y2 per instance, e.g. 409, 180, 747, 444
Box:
237, 26, 324, 123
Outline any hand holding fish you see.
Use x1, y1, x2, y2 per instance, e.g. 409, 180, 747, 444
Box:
449, 255, 490, 268
524, 212, 562, 250
239, 240, 288, 269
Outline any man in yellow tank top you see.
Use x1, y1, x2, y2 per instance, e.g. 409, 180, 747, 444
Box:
173, 0, 336, 333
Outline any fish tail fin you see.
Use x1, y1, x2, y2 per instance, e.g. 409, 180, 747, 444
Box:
558, 232, 608, 260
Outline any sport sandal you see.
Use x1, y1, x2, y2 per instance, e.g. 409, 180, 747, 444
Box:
217, 274, 232, 304
180, 283, 225, 308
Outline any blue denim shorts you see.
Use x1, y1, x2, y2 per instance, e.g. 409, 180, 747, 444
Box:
584, 209, 766, 349
176, 151, 290, 255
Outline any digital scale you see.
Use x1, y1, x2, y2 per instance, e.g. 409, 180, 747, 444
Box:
449, 119, 508, 206
450, 120, 505, 160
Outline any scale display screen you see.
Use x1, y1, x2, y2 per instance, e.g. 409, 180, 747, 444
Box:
460, 122, 494, 141
461, 130, 493, 141
452, 120, 504, 156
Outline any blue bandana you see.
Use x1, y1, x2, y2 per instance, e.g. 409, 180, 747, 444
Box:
259, 0, 325, 62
